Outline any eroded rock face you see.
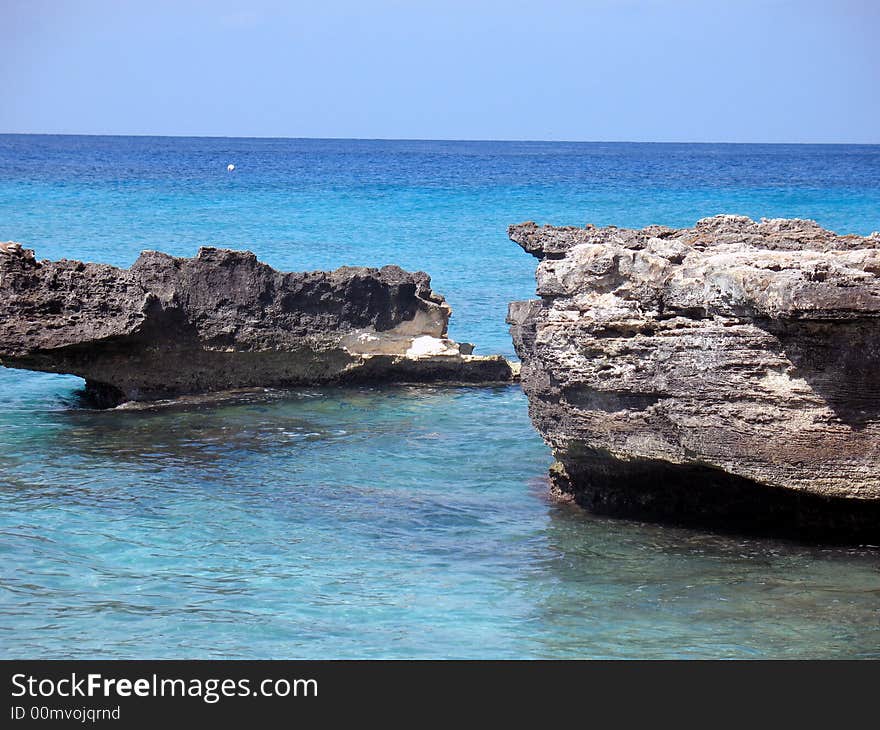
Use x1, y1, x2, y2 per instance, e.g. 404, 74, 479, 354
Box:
508, 216, 880, 539
0, 243, 513, 406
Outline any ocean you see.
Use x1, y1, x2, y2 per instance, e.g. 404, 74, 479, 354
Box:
1, 135, 879, 658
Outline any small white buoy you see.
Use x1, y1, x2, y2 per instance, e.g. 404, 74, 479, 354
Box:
227, 163, 235, 172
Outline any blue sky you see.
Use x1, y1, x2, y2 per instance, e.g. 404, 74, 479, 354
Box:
2, 0, 878, 142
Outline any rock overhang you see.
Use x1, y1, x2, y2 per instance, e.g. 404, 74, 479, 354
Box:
0, 243, 516, 406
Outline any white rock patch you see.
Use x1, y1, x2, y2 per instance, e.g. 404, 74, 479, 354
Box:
405, 335, 461, 358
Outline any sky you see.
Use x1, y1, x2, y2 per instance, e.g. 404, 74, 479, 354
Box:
1, 0, 878, 142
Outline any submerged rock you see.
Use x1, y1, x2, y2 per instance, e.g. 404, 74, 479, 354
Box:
0, 243, 514, 406
508, 215, 880, 540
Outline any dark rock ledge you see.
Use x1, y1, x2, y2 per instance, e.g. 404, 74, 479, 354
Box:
508, 215, 880, 540
0, 243, 515, 407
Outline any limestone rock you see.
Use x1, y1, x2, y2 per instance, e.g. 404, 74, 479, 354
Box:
508, 215, 880, 539
0, 244, 514, 406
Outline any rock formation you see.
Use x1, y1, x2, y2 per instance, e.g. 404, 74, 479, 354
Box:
508, 215, 880, 539
0, 242, 514, 406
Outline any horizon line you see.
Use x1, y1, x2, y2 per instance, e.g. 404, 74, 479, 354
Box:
1, 131, 879, 146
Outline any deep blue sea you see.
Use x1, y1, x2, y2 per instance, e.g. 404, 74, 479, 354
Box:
1, 135, 879, 658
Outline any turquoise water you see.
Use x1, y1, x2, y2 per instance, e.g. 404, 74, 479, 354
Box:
1, 136, 879, 658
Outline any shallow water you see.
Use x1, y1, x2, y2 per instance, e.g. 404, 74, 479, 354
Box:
1, 136, 879, 658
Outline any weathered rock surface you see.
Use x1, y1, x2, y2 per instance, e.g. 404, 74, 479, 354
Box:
508, 215, 880, 539
0, 242, 514, 406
